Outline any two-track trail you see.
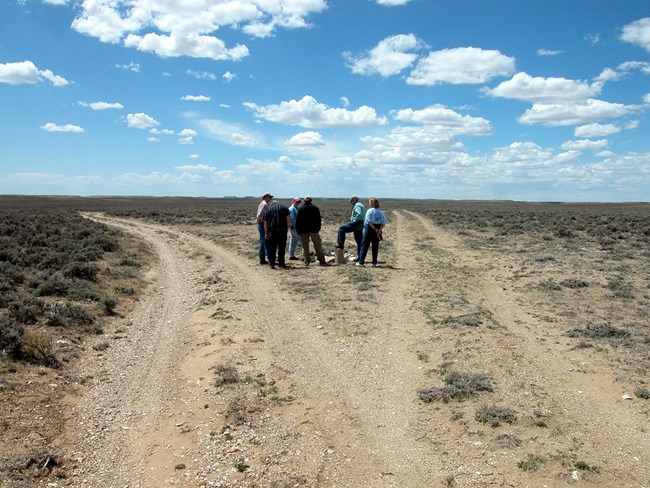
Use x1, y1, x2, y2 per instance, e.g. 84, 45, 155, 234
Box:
63, 212, 648, 487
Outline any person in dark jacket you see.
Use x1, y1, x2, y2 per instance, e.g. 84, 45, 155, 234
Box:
295, 196, 328, 266
263, 200, 291, 269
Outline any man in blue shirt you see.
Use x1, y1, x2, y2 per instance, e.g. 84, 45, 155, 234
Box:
287, 197, 302, 260
336, 196, 365, 261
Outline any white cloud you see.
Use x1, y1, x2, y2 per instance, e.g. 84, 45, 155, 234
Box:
178, 129, 197, 137
375, 0, 413, 5
43, 0, 68, 5
188, 155, 200, 160
286, 131, 325, 146
198, 119, 261, 147
124, 32, 249, 61
392, 105, 492, 136
561, 139, 609, 151
485, 72, 597, 103
537, 48, 562, 56
146, 136, 159, 142
187, 70, 217, 80
574, 123, 620, 138
344, 34, 424, 77
181, 95, 211, 102
78, 101, 124, 110
0, 61, 69, 86
406, 47, 515, 85
518, 99, 632, 126
621, 17, 650, 52
223, 71, 236, 82
115, 62, 140, 72
176, 164, 214, 172
71, 0, 326, 60
178, 137, 194, 145
150, 128, 175, 135
41, 122, 84, 133
244, 95, 388, 128
126, 113, 160, 129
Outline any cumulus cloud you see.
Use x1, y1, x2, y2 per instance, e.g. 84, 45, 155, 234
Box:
115, 62, 140, 72
187, 70, 217, 80
78, 101, 124, 110
223, 71, 236, 83
392, 105, 492, 136
537, 48, 563, 56
286, 131, 325, 146
198, 119, 261, 147
485, 72, 597, 103
0, 61, 69, 86
574, 123, 620, 138
406, 47, 515, 85
70, 0, 326, 60
41, 122, 84, 133
244, 95, 388, 128
126, 113, 160, 129
344, 34, 424, 77
181, 95, 211, 102
561, 139, 609, 151
518, 99, 632, 126
620, 17, 650, 52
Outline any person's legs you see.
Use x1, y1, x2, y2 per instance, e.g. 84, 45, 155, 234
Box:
300, 234, 311, 264
311, 232, 326, 263
277, 232, 288, 266
353, 228, 363, 259
267, 233, 278, 267
289, 227, 300, 258
257, 222, 267, 263
337, 222, 354, 249
371, 234, 379, 265
358, 226, 371, 265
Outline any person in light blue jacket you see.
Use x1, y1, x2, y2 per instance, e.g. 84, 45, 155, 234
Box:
336, 195, 365, 260
287, 197, 302, 260
357, 197, 388, 267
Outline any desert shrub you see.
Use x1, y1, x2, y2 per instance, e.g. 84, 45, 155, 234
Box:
0, 313, 25, 358
537, 279, 562, 291
8, 295, 45, 324
418, 371, 493, 402
475, 404, 517, 427
565, 323, 631, 340
493, 433, 522, 449
66, 281, 101, 301
101, 296, 118, 315
635, 386, 650, 399
214, 363, 240, 386
45, 302, 95, 330
62, 262, 100, 281
606, 277, 635, 298
21, 329, 59, 368
35, 273, 73, 297
440, 313, 482, 327
517, 453, 545, 472
560, 278, 589, 289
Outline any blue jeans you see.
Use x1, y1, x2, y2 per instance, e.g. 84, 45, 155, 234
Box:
288, 226, 301, 257
359, 224, 380, 265
337, 220, 364, 258
257, 222, 267, 262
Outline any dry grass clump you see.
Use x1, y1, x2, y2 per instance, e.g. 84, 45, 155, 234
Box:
418, 371, 493, 403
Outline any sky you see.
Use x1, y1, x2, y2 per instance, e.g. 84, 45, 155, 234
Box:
1, 0, 649, 202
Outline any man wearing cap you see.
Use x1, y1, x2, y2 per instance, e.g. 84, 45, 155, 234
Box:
295, 196, 328, 266
256, 192, 273, 264
336, 196, 365, 261
288, 197, 302, 260
264, 200, 291, 269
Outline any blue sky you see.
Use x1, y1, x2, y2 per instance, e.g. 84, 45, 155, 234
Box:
1, 0, 649, 201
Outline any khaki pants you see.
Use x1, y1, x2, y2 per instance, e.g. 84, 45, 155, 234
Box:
300, 232, 325, 264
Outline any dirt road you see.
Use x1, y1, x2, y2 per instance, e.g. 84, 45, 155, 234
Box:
64, 212, 649, 487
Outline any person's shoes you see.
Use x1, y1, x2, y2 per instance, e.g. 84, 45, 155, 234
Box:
269, 264, 276, 269
279, 264, 289, 269
304, 260, 310, 266
260, 260, 269, 265
371, 263, 377, 268
319, 261, 330, 267
289, 256, 299, 260
355, 262, 364, 266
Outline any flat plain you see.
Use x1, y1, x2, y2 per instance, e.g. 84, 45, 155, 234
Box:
0, 196, 648, 487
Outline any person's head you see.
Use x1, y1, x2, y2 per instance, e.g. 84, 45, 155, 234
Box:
350, 196, 358, 205
292, 197, 302, 206
262, 192, 273, 202
304, 196, 313, 204
369, 197, 380, 208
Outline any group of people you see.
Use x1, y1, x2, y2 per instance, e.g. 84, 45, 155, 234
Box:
256, 193, 388, 269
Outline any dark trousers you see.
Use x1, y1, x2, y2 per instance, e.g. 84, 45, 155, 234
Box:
359, 224, 380, 265
337, 221, 364, 258
266, 229, 288, 266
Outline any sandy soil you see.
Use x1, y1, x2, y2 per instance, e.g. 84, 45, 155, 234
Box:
11, 210, 649, 487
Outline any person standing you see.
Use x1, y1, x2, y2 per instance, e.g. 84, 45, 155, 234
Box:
288, 197, 302, 260
357, 197, 388, 267
264, 200, 291, 269
256, 192, 273, 265
295, 196, 328, 266
336, 195, 365, 260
